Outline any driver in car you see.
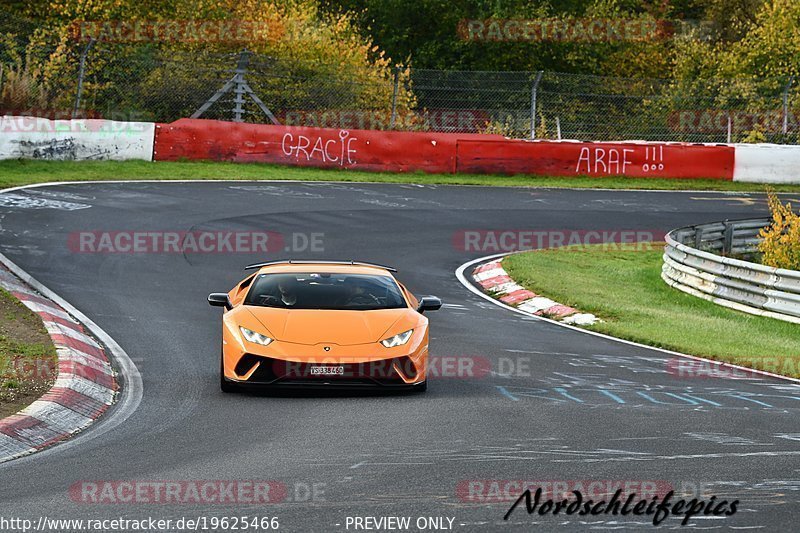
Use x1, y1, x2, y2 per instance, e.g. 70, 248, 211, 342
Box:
341, 278, 378, 307
277, 279, 298, 306
259, 278, 299, 307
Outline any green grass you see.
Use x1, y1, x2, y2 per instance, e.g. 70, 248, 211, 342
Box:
1, 159, 799, 192
503, 244, 800, 378
0, 288, 57, 418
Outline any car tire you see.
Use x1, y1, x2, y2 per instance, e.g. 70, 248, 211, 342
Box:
414, 380, 427, 393
220, 353, 238, 393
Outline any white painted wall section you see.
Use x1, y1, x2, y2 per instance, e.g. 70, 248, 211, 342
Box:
0, 116, 155, 161
733, 143, 800, 184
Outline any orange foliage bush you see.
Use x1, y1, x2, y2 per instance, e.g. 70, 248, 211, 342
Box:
759, 190, 800, 270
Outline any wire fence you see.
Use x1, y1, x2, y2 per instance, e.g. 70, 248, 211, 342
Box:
2, 41, 799, 144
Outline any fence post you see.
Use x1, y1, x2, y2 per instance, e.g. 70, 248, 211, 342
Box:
232, 49, 252, 123
783, 75, 795, 135
73, 38, 95, 119
726, 112, 732, 143
191, 50, 278, 124
390, 66, 400, 130
530, 70, 544, 139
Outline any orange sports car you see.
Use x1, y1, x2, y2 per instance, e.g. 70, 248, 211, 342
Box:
208, 260, 441, 392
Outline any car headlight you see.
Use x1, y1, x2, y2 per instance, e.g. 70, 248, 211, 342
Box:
240, 326, 273, 346
381, 329, 413, 348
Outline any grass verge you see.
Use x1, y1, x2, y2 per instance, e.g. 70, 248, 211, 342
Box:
503, 244, 800, 378
0, 289, 57, 418
1, 160, 799, 192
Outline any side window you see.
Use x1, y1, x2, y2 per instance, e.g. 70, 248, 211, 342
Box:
239, 275, 255, 291
397, 282, 418, 309
229, 274, 256, 306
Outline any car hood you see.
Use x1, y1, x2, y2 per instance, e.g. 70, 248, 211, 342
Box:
244, 306, 412, 346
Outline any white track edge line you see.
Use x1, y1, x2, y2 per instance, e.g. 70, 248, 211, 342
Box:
0, 179, 789, 195
0, 249, 142, 464
455, 252, 800, 385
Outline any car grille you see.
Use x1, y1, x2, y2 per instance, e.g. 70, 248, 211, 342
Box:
238, 354, 417, 385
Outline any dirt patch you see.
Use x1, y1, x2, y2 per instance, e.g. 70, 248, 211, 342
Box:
0, 288, 57, 418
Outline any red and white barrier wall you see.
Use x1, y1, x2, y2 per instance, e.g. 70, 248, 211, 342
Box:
153, 119, 503, 173
1, 116, 798, 183
152, 119, 795, 182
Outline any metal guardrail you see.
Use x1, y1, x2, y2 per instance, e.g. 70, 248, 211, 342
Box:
662, 218, 800, 324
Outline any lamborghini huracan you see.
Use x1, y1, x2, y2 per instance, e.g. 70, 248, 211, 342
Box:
208, 260, 441, 392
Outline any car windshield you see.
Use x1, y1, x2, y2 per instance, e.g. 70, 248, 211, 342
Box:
244, 272, 408, 310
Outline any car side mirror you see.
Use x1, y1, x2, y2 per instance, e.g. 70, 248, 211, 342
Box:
208, 293, 232, 310
417, 296, 442, 314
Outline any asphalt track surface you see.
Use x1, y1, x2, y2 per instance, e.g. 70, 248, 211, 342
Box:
0, 182, 798, 532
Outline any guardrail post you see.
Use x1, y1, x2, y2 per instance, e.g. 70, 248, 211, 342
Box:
694, 227, 703, 250
723, 221, 733, 255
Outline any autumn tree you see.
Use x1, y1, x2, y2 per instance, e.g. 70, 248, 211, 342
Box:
0, 0, 414, 125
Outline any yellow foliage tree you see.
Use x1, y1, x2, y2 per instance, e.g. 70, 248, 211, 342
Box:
759, 189, 800, 270
4, 0, 415, 126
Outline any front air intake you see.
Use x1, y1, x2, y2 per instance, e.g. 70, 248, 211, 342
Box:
234, 353, 262, 377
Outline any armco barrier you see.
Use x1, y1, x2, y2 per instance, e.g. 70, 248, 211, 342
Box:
1, 116, 793, 183
153, 119, 503, 173
0, 116, 155, 161
662, 218, 800, 324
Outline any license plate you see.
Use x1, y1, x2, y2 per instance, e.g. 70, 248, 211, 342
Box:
309, 365, 344, 376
